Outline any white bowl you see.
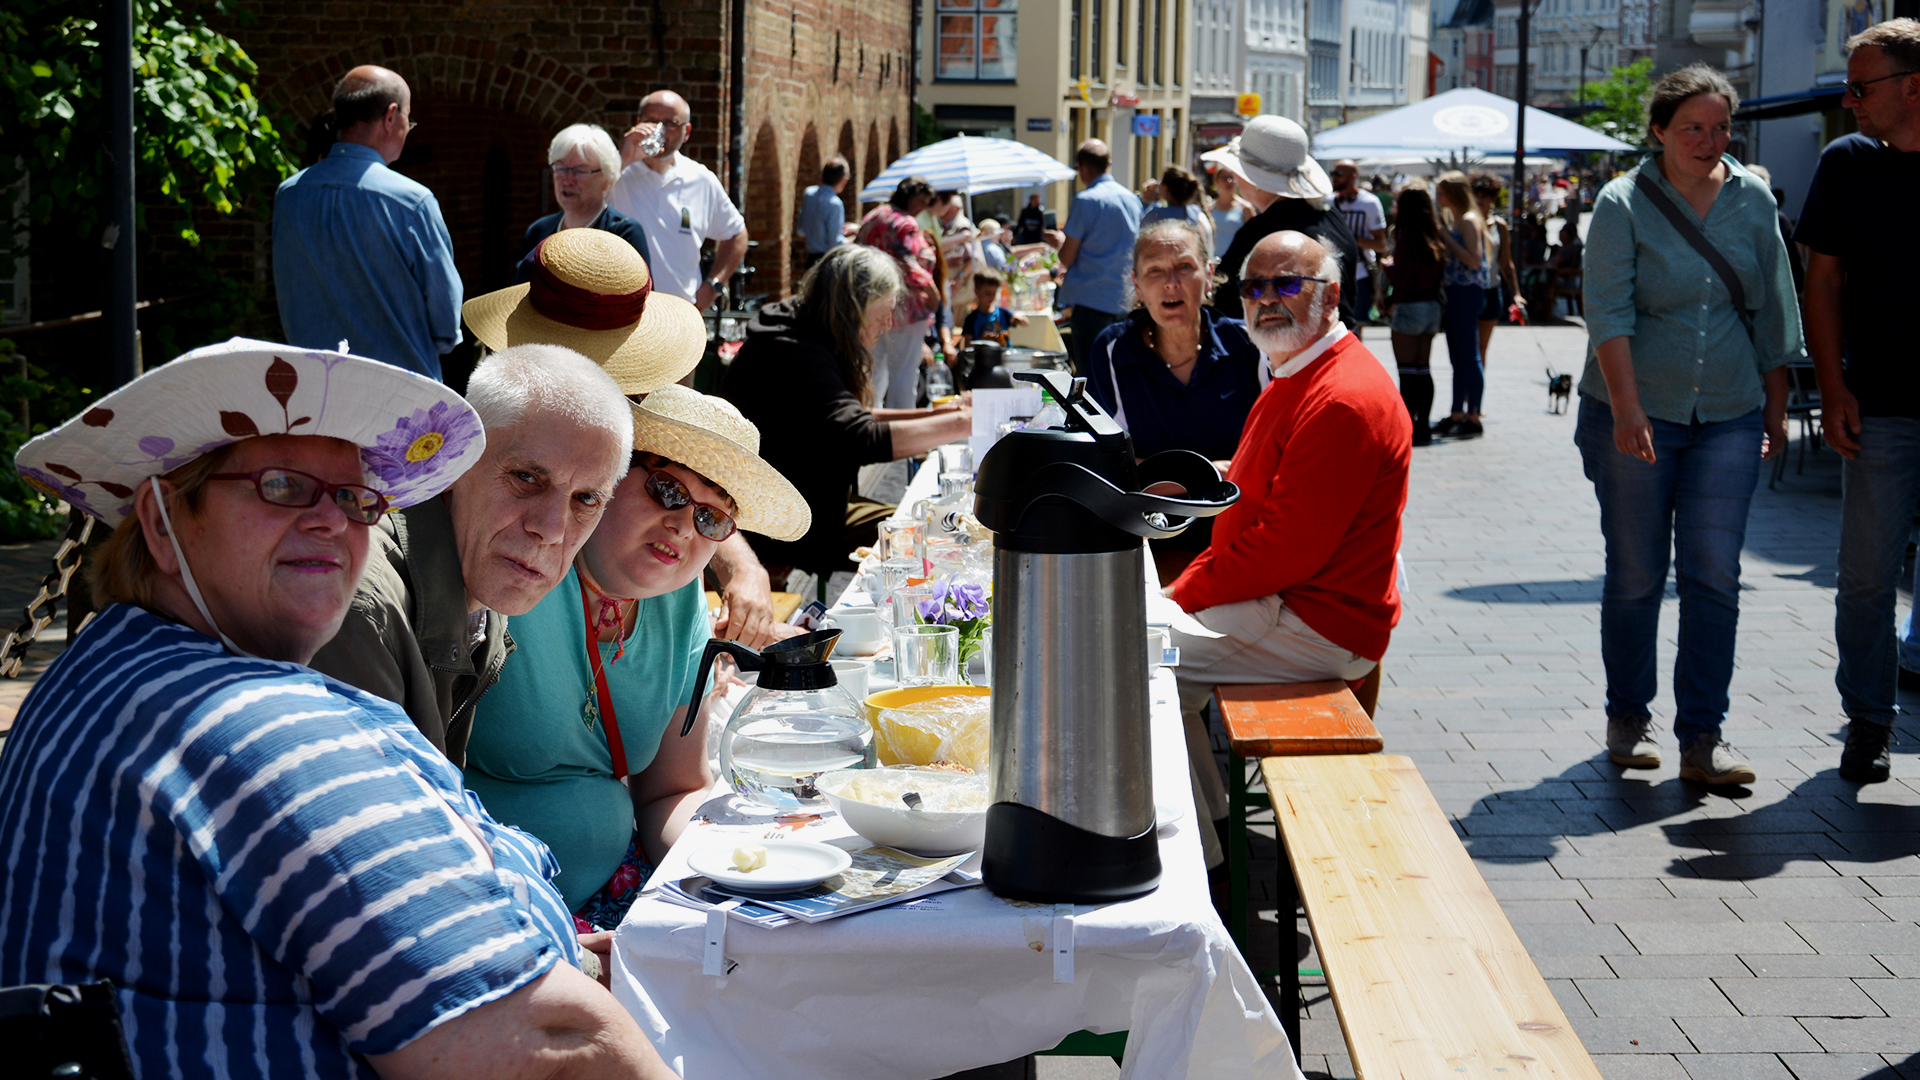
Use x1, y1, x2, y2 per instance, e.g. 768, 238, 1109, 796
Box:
818, 768, 989, 856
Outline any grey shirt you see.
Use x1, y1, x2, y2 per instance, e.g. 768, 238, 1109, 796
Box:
1578, 154, 1805, 424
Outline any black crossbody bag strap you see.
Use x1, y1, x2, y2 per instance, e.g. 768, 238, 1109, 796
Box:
1633, 170, 1755, 340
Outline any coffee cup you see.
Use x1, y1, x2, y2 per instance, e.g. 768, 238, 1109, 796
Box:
825, 605, 886, 656
830, 659, 870, 704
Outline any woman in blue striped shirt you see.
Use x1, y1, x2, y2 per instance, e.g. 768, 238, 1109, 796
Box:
0, 340, 674, 1079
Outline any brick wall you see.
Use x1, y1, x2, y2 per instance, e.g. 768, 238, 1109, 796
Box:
215, 0, 911, 302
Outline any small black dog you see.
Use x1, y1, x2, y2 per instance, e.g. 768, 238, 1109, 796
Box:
1547, 369, 1574, 414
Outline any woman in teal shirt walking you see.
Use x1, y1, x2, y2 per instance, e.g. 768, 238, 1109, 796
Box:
466, 386, 809, 929
1576, 64, 1803, 786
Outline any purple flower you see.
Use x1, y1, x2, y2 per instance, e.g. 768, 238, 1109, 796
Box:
949, 582, 989, 620
362, 400, 483, 503
917, 596, 950, 624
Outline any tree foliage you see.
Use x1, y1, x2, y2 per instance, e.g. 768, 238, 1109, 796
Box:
1579, 58, 1656, 149
0, 0, 296, 244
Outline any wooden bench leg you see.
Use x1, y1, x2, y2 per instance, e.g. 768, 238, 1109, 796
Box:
1278, 824, 1301, 1059
1227, 749, 1250, 952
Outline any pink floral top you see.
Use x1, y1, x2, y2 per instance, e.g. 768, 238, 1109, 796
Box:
856, 205, 940, 327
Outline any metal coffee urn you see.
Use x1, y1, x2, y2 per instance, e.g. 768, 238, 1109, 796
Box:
974, 370, 1238, 903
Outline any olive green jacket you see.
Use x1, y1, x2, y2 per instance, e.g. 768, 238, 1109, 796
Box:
310, 496, 512, 767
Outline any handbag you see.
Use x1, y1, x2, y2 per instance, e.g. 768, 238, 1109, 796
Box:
0, 981, 135, 1079
1632, 170, 1756, 342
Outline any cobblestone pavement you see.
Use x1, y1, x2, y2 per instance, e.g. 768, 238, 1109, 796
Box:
1265, 324, 1920, 1080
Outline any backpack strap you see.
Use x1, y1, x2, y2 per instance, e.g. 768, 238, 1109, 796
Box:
1632, 169, 1753, 332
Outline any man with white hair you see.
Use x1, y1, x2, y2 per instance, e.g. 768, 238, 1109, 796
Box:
1165, 230, 1411, 867
1203, 115, 1362, 330
312, 343, 634, 766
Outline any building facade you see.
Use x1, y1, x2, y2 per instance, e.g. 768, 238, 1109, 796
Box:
1432, 0, 1495, 93
1191, 0, 1312, 160
918, 0, 1192, 220
1309, 0, 1430, 129
1492, 0, 1623, 110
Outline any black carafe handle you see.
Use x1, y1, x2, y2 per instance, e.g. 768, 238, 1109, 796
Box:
681, 639, 764, 736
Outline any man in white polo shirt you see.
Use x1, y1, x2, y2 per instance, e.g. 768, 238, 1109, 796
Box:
610, 89, 749, 312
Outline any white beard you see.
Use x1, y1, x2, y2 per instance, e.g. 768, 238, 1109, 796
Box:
1245, 295, 1327, 358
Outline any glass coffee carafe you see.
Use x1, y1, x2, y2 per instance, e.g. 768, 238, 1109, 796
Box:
685, 629, 876, 812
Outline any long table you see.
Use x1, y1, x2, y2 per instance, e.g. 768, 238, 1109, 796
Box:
608, 462, 1302, 1079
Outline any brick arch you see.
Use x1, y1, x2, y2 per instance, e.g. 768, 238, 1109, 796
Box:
862, 123, 883, 213
887, 119, 901, 165
263, 36, 604, 136
793, 124, 823, 279
743, 121, 786, 296
836, 121, 859, 221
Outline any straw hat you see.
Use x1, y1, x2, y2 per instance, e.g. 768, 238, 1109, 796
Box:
15, 338, 485, 528
462, 228, 705, 393
628, 385, 809, 542
1201, 116, 1333, 202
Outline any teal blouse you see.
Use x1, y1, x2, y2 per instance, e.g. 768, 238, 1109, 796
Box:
465, 568, 709, 910
1577, 154, 1805, 424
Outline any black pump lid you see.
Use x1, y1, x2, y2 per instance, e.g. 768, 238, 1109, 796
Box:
973, 371, 1240, 554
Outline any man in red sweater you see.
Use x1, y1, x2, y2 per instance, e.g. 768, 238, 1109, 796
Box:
1168, 230, 1412, 865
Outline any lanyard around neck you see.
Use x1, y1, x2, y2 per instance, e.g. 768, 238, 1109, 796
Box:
580, 583, 631, 778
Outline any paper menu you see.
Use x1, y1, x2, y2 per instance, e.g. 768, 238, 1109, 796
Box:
968, 387, 1043, 465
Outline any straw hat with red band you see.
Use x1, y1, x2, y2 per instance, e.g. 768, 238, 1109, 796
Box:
462, 228, 705, 393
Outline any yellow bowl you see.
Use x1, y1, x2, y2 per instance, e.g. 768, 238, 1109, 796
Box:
863, 684, 989, 725
863, 685, 991, 770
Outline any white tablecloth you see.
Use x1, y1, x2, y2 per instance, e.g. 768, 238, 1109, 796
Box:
610, 454, 1301, 1078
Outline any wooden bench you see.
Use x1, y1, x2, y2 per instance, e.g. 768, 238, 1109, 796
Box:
1265, 754, 1601, 1078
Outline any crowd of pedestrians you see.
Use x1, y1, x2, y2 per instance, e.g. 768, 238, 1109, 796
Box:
0, 22, 1916, 1072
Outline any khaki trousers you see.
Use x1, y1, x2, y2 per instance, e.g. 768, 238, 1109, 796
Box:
1171, 595, 1377, 867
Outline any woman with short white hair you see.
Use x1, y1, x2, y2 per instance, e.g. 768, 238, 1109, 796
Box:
517, 123, 652, 282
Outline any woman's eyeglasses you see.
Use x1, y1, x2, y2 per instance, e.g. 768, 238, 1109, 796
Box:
208, 468, 389, 525
551, 165, 605, 179
1238, 275, 1330, 301
1844, 70, 1917, 97
645, 470, 736, 542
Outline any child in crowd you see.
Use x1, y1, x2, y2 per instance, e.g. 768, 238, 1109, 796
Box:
960, 270, 1028, 344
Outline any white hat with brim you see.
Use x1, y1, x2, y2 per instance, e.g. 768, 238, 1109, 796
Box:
462, 228, 706, 394
1202, 116, 1333, 202
628, 385, 810, 542
15, 337, 486, 529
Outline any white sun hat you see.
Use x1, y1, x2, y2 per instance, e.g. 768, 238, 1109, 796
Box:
1201, 115, 1334, 202
15, 337, 485, 528
628, 385, 810, 542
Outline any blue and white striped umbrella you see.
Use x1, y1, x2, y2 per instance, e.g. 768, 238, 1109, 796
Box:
856, 135, 1076, 202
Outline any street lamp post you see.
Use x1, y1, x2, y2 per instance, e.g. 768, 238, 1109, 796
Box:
1510, 0, 1535, 232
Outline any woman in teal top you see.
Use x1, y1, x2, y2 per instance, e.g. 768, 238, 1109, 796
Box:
466, 386, 810, 929
1575, 64, 1802, 788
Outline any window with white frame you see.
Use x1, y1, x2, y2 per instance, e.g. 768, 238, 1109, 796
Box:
938, 0, 1018, 79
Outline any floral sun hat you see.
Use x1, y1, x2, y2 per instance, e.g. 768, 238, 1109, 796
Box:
16, 337, 485, 529
461, 227, 705, 394
629, 385, 810, 542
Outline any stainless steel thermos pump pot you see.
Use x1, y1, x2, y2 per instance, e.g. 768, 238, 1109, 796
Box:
974, 370, 1238, 903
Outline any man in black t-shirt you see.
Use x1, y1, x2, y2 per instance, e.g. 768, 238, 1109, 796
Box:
1799, 17, 1920, 784
1201, 116, 1360, 330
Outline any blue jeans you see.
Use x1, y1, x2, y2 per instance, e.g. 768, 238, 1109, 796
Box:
1443, 285, 1484, 414
1575, 396, 1764, 744
1835, 417, 1920, 728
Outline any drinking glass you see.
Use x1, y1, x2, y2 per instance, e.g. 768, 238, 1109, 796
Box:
892, 580, 935, 632
939, 442, 974, 475
893, 624, 960, 687
880, 520, 920, 564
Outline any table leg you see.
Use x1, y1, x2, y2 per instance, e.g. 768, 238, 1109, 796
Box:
1277, 822, 1300, 1058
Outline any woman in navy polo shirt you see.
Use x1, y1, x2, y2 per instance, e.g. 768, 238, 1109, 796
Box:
1087, 217, 1265, 584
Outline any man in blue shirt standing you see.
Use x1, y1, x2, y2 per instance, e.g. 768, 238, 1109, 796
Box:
273, 65, 463, 380
798, 156, 852, 272
1048, 140, 1142, 371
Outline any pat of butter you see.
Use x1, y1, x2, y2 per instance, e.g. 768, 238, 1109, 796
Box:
731, 844, 768, 872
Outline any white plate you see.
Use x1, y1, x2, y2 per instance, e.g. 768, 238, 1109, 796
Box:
1156, 800, 1185, 826
688, 840, 853, 893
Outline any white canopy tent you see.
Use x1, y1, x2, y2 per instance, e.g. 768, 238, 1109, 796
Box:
1311, 87, 1636, 158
